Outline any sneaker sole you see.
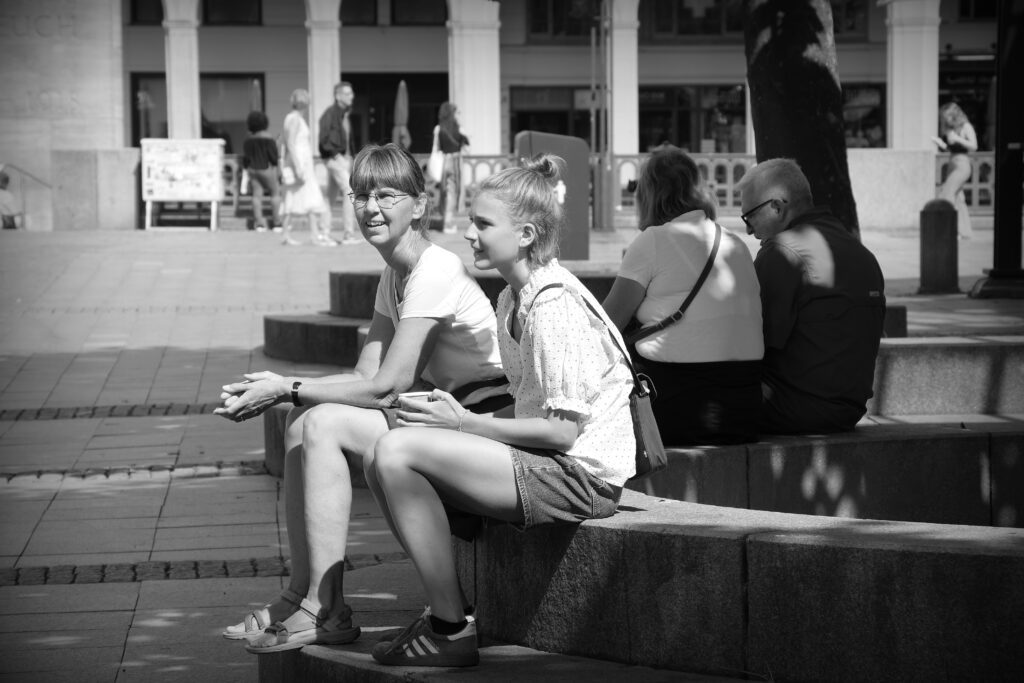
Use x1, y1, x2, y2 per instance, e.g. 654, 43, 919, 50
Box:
245, 626, 361, 654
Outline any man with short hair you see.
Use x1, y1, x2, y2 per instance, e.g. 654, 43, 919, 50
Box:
318, 81, 360, 246
737, 158, 885, 433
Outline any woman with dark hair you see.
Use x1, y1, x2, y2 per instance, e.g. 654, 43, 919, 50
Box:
434, 102, 470, 234
242, 110, 280, 231
933, 102, 978, 239
216, 143, 510, 653
602, 146, 763, 445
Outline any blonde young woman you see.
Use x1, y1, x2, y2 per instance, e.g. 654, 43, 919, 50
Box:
280, 88, 332, 246
933, 102, 978, 239
366, 156, 635, 667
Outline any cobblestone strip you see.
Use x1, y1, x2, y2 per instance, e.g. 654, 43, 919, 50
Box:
0, 461, 270, 483
23, 303, 310, 315
0, 403, 223, 421
0, 553, 408, 587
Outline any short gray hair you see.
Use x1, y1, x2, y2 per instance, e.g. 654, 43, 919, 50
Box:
737, 158, 813, 205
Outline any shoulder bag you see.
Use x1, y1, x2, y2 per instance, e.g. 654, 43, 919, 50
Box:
535, 283, 667, 480
625, 222, 722, 346
427, 126, 445, 182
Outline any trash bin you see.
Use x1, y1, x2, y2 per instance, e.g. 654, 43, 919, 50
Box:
919, 198, 959, 294
513, 131, 589, 260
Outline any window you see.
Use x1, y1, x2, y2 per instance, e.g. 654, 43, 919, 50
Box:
638, 84, 746, 153
958, 0, 997, 20
203, 0, 260, 25
341, 0, 377, 25
131, 73, 265, 154
841, 85, 885, 148
528, 0, 601, 41
509, 86, 601, 149
130, 0, 163, 25
640, 0, 743, 42
392, 0, 447, 25
831, 0, 867, 37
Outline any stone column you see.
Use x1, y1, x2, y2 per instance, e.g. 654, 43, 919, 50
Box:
162, 0, 201, 139
608, 0, 640, 155
447, 0, 501, 154
881, 0, 941, 150
305, 0, 342, 145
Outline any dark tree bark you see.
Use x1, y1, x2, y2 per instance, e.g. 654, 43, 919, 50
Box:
744, 0, 860, 238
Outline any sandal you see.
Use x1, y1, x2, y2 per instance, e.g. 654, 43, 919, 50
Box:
245, 598, 360, 654
222, 589, 303, 640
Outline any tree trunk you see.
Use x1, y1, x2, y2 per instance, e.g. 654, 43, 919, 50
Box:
744, 0, 860, 238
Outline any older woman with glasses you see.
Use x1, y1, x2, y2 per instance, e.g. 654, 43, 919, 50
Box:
215, 143, 510, 653
602, 146, 763, 446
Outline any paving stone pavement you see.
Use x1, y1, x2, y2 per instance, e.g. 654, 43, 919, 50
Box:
0, 225, 1021, 682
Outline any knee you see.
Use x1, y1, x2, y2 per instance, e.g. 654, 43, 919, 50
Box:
372, 430, 418, 482
301, 404, 344, 447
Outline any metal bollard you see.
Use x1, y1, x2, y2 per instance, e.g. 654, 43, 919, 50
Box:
918, 199, 959, 294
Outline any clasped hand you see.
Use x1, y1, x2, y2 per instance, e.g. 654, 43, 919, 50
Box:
214, 371, 287, 422
395, 389, 466, 430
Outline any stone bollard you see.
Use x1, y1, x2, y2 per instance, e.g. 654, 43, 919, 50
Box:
918, 199, 959, 294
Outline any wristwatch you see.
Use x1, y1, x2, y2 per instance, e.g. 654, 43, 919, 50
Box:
291, 381, 303, 406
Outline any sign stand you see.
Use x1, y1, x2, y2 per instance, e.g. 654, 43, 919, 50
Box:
141, 138, 225, 230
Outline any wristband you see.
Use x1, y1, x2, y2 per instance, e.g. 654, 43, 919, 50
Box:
291, 381, 303, 406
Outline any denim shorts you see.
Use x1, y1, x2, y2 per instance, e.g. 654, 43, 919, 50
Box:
508, 446, 621, 528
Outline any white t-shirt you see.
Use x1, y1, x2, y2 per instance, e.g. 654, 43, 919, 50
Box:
496, 261, 636, 487
617, 210, 764, 364
374, 244, 504, 402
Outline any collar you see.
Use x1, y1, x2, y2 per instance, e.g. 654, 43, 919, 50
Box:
785, 206, 844, 232
515, 260, 565, 323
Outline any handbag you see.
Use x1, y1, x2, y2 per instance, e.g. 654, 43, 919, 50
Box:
280, 165, 296, 186
427, 126, 444, 182
625, 222, 722, 346
535, 284, 667, 480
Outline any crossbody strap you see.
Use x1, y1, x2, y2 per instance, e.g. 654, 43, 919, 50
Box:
626, 222, 722, 345
533, 283, 649, 396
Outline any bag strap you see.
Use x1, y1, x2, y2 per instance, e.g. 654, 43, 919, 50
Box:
625, 222, 722, 345
533, 283, 649, 396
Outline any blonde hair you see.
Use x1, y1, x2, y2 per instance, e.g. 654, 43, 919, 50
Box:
941, 102, 968, 129
290, 89, 310, 110
479, 154, 564, 266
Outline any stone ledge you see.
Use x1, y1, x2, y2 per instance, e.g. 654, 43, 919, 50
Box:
455, 490, 1024, 681
627, 420, 1024, 527
263, 314, 368, 365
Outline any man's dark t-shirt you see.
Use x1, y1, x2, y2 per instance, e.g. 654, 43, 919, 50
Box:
755, 208, 886, 433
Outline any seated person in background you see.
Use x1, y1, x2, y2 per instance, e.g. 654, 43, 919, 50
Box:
603, 146, 763, 445
736, 158, 885, 434
0, 171, 21, 229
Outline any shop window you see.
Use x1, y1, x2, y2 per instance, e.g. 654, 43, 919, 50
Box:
958, 0, 997, 20
341, 0, 377, 25
130, 0, 163, 25
203, 0, 260, 25
528, 0, 601, 41
638, 0, 864, 42
392, 0, 447, 25
638, 84, 746, 153
842, 84, 885, 148
131, 73, 265, 154
831, 0, 867, 37
509, 86, 601, 149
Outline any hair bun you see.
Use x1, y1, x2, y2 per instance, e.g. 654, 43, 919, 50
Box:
521, 154, 564, 184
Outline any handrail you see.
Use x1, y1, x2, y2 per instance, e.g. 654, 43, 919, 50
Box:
0, 163, 52, 188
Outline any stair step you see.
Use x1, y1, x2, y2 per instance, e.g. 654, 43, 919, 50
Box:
263, 314, 368, 365
257, 641, 744, 683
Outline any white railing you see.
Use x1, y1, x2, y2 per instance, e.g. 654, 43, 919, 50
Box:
937, 152, 995, 215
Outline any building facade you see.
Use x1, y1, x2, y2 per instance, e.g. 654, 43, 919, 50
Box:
0, 0, 998, 230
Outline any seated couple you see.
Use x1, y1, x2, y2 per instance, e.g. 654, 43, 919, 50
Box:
215, 144, 637, 668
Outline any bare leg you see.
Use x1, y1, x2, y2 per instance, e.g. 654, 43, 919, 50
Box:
299, 403, 389, 619
372, 428, 521, 623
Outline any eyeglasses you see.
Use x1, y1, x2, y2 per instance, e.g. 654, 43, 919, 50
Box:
348, 191, 410, 209
740, 197, 786, 227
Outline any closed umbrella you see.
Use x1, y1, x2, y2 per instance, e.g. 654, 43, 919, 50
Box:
249, 78, 263, 112
392, 80, 411, 148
